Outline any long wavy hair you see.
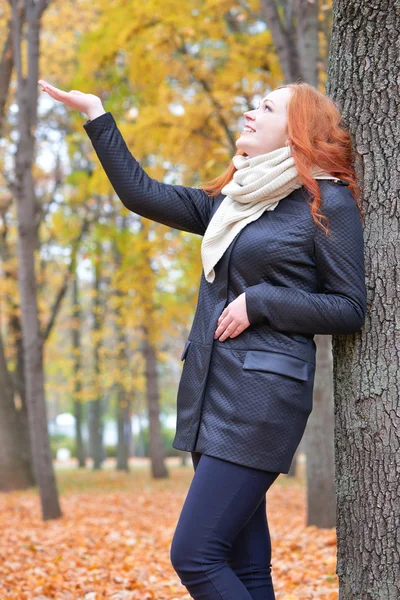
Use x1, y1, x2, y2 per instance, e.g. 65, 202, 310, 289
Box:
198, 82, 363, 235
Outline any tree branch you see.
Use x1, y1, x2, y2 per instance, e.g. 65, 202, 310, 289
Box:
41, 216, 90, 342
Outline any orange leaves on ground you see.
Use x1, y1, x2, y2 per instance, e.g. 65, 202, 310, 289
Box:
0, 460, 338, 599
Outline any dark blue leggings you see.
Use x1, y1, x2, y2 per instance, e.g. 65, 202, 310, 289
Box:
170, 452, 280, 599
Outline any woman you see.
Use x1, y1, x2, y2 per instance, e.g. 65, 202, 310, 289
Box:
38, 78, 367, 599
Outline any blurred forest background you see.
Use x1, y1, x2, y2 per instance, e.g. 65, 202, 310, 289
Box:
0, 0, 335, 492
1, 0, 398, 598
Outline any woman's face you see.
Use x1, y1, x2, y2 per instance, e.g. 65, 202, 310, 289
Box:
236, 87, 292, 157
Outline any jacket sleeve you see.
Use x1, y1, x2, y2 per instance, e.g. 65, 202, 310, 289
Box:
83, 112, 214, 235
244, 184, 367, 335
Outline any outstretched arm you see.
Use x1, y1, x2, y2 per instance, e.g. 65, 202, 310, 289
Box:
37, 80, 215, 235
244, 183, 367, 335
83, 112, 214, 235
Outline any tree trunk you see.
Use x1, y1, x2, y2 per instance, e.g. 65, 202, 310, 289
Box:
0, 267, 35, 488
0, 328, 33, 490
115, 325, 132, 471
136, 413, 146, 458
87, 243, 104, 469
0, 6, 21, 135
327, 1, 399, 596
260, 0, 302, 82
180, 451, 189, 467
294, 0, 319, 86
111, 234, 132, 472
116, 392, 131, 472
10, 0, 61, 520
138, 220, 169, 479
260, 2, 336, 497
143, 333, 168, 478
287, 443, 302, 478
8, 312, 34, 477
305, 334, 336, 527
72, 274, 86, 468
260, 0, 320, 84
115, 317, 131, 472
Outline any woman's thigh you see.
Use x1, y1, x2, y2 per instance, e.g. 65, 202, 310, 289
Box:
191, 452, 276, 570
172, 452, 279, 567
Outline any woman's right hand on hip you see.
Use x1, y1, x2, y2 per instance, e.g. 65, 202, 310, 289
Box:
38, 79, 105, 120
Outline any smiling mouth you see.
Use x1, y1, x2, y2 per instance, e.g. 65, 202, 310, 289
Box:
242, 125, 256, 133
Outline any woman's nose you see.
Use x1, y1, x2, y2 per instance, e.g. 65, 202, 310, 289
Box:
243, 109, 255, 121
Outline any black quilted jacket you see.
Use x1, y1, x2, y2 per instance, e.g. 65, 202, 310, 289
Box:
83, 112, 367, 474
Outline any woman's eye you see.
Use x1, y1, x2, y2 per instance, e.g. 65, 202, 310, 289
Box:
264, 104, 271, 111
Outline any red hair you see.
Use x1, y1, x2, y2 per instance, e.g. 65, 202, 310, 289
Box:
198, 82, 363, 235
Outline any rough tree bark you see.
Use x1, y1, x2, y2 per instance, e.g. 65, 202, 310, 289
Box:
327, 0, 399, 596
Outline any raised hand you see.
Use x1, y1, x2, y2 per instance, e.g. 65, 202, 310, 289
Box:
37, 80, 105, 120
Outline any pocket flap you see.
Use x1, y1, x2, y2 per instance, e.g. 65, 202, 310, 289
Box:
180, 340, 192, 361
243, 350, 309, 381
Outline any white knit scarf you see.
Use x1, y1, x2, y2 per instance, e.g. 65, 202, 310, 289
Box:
201, 145, 336, 283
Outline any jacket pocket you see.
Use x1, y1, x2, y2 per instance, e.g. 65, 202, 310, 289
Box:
243, 349, 309, 381
180, 340, 192, 361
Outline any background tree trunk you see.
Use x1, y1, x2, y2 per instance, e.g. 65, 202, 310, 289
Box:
112, 233, 132, 472
116, 391, 131, 472
115, 308, 131, 472
180, 451, 190, 467
287, 442, 303, 478
260, 2, 336, 511
143, 333, 169, 478
260, 0, 320, 85
10, 0, 61, 520
87, 241, 104, 469
72, 274, 86, 468
293, 0, 319, 86
0, 199, 35, 488
0, 328, 33, 490
8, 312, 33, 478
138, 221, 169, 478
260, 0, 302, 82
0, 6, 91, 485
304, 334, 336, 527
328, 0, 399, 596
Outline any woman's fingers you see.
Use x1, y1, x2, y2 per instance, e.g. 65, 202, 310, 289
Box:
38, 81, 71, 103
38, 81, 87, 110
37, 79, 102, 115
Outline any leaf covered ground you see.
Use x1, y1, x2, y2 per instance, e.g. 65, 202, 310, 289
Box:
0, 457, 338, 599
